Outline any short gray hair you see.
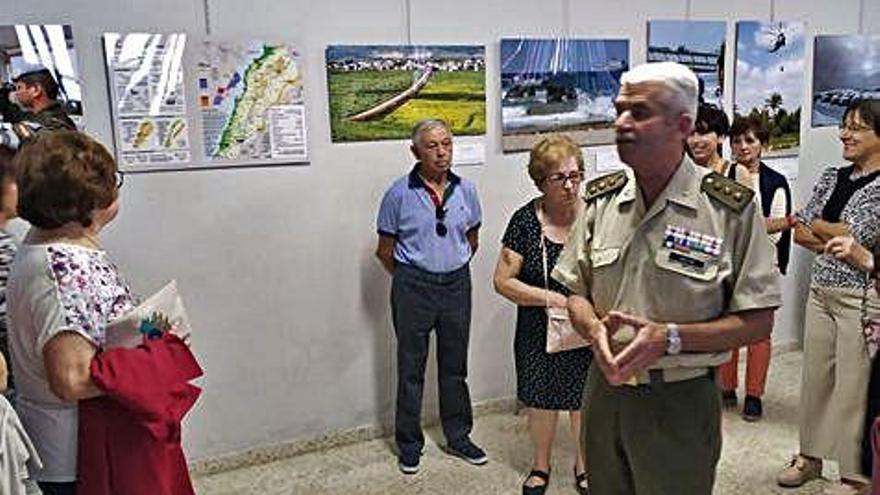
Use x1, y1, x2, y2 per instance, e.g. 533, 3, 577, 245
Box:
411, 119, 452, 146
620, 62, 698, 125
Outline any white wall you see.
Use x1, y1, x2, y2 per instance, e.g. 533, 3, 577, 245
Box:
2, 0, 877, 461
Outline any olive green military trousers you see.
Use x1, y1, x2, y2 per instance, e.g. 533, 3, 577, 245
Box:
582, 364, 722, 495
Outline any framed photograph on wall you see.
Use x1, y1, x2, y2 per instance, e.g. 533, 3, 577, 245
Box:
499, 38, 629, 153
0, 24, 83, 129
812, 35, 880, 127
734, 21, 805, 157
326, 45, 485, 143
647, 20, 727, 109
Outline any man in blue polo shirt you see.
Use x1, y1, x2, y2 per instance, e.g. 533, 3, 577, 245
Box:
375, 119, 487, 475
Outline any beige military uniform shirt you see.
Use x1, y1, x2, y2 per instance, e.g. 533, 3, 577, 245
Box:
552, 156, 781, 376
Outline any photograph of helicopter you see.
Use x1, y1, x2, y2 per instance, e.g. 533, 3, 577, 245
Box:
734, 21, 805, 156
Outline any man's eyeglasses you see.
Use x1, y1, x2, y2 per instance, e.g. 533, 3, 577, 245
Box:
545, 171, 585, 185
115, 170, 125, 190
838, 123, 873, 133
435, 205, 447, 237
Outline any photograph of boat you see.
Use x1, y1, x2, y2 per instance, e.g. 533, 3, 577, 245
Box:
500, 38, 629, 152
326, 44, 485, 142
812, 35, 880, 127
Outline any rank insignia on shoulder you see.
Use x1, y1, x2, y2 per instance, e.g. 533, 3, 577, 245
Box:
584, 171, 628, 202
701, 172, 754, 212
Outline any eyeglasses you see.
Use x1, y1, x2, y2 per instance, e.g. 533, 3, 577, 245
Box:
545, 171, 584, 185
435, 205, 447, 237
115, 170, 125, 190
838, 123, 873, 133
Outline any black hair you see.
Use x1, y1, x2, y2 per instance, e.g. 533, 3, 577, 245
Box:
693, 103, 730, 136
13, 68, 60, 100
693, 104, 730, 156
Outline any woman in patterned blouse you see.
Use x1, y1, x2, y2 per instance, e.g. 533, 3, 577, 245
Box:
0, 147, 18, 396
7, 130, 132, 495
777, 99, 880, 495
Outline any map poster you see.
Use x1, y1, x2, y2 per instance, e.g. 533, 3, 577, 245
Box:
197, 41, 308, 164
103, 32, 191, 169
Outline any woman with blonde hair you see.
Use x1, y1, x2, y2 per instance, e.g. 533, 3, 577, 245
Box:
494, 135, 592, 495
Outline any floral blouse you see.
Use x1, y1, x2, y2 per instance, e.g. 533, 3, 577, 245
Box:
47, 245, 135, 346
797, 166, 880, 289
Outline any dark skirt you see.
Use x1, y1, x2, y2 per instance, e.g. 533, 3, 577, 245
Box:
514, 305, 591, 410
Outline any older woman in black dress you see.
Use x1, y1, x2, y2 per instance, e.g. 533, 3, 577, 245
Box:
494, 135, 592, 495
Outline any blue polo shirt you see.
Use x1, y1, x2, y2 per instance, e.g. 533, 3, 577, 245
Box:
377, 165, 482, 273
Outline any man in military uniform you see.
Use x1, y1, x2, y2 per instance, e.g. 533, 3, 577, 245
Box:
552, 62, 781, 494
0, 67, 76, 132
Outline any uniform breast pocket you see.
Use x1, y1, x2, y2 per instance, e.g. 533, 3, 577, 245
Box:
590, 247, 620, 268
654, 246, 719, 282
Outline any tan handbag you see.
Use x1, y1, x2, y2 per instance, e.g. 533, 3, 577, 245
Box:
538, 205, 590, 353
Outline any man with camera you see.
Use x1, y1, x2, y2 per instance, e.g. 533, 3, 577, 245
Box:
0, 67, 76, 149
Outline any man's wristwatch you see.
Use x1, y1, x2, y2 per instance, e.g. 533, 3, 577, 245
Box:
665, 323, 682, 355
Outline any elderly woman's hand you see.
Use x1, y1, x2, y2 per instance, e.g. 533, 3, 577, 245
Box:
825, 235, 875, 273
812, 220, 851, 242
549, 291, 569, 308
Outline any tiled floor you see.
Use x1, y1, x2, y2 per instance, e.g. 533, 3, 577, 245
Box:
194, 351, 845, 494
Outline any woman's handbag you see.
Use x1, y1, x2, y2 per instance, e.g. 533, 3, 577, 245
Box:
538, 205, 589, 353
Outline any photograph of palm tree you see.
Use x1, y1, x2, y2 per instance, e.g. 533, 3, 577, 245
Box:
734, 21, 805, 157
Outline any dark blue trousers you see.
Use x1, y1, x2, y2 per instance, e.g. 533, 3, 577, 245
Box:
391, 263, 474, 456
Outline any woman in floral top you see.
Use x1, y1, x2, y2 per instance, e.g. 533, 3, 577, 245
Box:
7, 131, 132, 495
777, 99, 880, 495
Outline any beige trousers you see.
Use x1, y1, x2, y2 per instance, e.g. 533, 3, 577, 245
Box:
800, 283, 880, 481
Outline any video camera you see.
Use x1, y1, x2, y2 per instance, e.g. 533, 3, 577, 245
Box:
0, 82, 47, 150
0, 121, 43, 150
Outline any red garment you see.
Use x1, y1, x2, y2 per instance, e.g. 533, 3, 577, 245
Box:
719, 338, 772, 397
78, 333, 203, 495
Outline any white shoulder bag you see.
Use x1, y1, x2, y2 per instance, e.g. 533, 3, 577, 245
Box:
538, 205, 589, 353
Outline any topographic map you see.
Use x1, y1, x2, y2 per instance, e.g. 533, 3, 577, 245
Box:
197, 41, 308, 163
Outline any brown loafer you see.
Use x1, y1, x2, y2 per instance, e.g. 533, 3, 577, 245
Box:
777, 455, 821, 487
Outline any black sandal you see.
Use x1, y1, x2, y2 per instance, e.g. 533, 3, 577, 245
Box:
574, 467, 590, 495
522, 469, 550, 495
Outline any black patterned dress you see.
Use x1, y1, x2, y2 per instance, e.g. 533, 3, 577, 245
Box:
502, 200, 591, 410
